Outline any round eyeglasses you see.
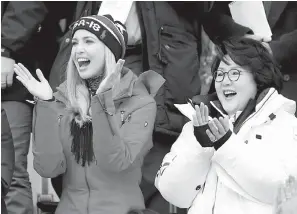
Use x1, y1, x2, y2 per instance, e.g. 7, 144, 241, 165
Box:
214, 69, 242, 82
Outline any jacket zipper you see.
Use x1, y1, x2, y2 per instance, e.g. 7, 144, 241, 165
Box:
33, 106, 38, 142
121, 111, 132, 125
120, 111, 125, 125
157, 26, 168, 65
58, 115, 63, 126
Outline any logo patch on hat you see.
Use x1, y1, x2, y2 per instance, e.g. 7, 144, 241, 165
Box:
100, 30, 107, 39
115, 22, 126, 35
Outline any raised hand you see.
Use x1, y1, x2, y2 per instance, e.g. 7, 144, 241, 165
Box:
243, 34, 271, 42
193, 102, 209, 127
274, 176, 297, 214
1, 56, 15, 89
206, 116, 229, 142
14, 63, 53, 100
96, 59, 125, 98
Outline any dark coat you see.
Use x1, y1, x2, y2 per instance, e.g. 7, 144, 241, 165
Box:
1, 1, 76, 102
33, 69, 164, 214
267, 1, 297, 112
268, 1, 297, 69
139, 2, 251, 138
1, 108, 15, 214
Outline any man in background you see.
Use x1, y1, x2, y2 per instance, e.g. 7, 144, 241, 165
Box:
1, 2, 75, 213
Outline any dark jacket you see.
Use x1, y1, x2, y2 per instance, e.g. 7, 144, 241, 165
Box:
268, 1, 297, 71
139, 2, 251, 138
266, 1, 297, 113
33, 69, 164, 214
1, 108, 15, 214
48, 1, 251, 139
1, 1, 76, 102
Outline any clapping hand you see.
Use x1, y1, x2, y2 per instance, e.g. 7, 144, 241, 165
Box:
193, 102, 209, 127
274, 176, 297, 214
192, 102, 230, 143
192, 102, 214, 147
14, 63, 53, 100
96, 59, 125, 98
206, 116, 230, 142
243, 34, 273, 55
243, 34, 271, 42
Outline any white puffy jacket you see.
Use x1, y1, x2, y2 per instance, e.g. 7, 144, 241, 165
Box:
155, 88, 297, 214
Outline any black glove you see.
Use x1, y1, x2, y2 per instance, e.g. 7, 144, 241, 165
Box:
193, 124, 213, 147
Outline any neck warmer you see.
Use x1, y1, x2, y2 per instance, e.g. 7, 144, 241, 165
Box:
86, 75, 103, 96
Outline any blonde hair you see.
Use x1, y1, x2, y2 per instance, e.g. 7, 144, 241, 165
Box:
65, 45, 116, 126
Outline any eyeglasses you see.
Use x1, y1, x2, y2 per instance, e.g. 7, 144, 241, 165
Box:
214, 69, 242, 82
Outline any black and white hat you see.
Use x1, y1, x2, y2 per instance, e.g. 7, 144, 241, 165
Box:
72, 14, 128, 61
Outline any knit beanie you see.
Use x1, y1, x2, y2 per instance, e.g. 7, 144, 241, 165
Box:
71, 14, 128, 61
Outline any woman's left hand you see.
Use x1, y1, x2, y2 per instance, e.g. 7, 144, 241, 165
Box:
206, 117, 229, 142
96, 59, 125, 97
274, 176, 297, 214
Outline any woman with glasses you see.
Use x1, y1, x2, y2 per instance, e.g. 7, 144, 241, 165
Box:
155, 37, 297, 214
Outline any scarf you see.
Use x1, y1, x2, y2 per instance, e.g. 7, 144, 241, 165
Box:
70, 118, 95, 167
70, 76, 102, 166
85, 75, 103, 96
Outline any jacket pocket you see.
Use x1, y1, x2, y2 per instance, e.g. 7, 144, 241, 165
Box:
158, 25, 201, 104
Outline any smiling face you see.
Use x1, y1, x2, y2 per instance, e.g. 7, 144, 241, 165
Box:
215, 55, 257, 116
71, 29, 105, 79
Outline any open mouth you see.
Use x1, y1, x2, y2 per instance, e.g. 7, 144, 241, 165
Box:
223, 90, 237, 98
77, 58, 90, 68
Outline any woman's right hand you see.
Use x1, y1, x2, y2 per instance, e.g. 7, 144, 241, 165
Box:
193, 102, 209, 127
14, 63, 53, 100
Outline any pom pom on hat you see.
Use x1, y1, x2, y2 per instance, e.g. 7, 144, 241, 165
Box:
72, 14, 128, 61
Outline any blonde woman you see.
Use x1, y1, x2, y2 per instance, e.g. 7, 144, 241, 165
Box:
14, 14, 164, 214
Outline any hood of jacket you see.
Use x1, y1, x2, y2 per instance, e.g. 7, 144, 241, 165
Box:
53, 67, 165, 104
210, 88, 296, 117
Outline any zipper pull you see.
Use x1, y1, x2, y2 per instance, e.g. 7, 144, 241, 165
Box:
120, 111, 125, 123
125, 114, 131, 123
58, 115, 63, 126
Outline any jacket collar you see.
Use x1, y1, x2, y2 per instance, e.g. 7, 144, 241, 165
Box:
210, 88, 296, 133
54, 68, 165, 103
113, 67, 165, 101
210, 88, 278, 117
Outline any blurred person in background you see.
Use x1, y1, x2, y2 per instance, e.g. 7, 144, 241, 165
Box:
1, 109, 15, 214
256, 1, 297, 116
1, 2, 75, 213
